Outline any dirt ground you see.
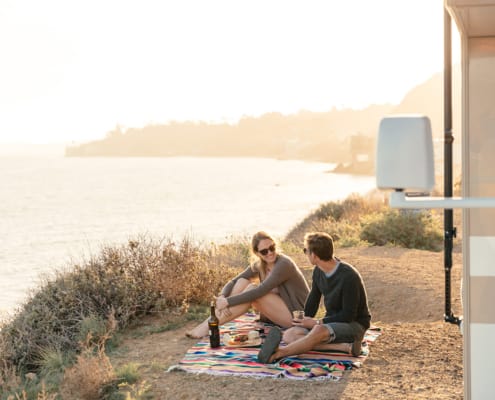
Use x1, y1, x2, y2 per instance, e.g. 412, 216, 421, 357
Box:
110, 246, 464, 399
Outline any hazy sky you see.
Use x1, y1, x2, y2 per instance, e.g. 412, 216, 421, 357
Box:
0, 0, 458, 144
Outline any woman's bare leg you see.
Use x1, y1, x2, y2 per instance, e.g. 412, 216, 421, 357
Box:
212, 291, 293, 330
252, 293, 293, 328
227, 278, 252, 296
186, 302, 253, 338
186, 278, 253, 338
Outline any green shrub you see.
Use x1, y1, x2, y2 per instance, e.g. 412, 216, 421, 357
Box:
116, 362, 141, 385
287, 192, 443, 251
360, 209, 443, 251
36, 347, 74, 390
314, 202, 345, 221
286, 191, 387, 246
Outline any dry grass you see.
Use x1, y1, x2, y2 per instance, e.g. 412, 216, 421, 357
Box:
59, 340, 115, 400
109, 246, 463, 400
0, 193, 457, 398
0, 235, 244, 376
58, 315, 117, 400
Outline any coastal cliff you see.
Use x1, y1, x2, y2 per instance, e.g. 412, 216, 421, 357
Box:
65, 71, 461, 175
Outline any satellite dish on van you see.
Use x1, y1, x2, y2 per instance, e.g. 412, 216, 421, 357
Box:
376, 115, 435, 192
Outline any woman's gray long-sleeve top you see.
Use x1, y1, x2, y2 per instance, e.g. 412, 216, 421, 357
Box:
220, 254, 309, 313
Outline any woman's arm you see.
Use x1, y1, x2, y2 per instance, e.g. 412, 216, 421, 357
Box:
226, 256, 295, 307
220, 266, 257, 297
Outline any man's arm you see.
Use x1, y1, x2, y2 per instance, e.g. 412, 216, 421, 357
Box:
304, 269, 321, 317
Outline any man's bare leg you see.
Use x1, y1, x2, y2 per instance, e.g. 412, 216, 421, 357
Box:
269, 325, 331, 363
283, 326, 351, 353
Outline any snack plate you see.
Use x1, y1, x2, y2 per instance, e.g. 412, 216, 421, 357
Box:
224, 338, 262, 348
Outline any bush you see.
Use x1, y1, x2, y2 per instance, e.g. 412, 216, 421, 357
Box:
0, 235, 243, 376
115, 362, 141, 385
360, 209, 443, 251
286, 192, 443, 251
285, 191, 387, 246
0, 193, 447, 397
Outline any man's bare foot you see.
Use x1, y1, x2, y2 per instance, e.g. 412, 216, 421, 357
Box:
313, 342, 353, 353
268, 349, 282, 363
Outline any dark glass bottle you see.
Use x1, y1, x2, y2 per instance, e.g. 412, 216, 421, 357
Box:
208, 301, 220, 348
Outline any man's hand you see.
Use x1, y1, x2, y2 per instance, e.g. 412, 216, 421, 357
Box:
291, 316, 318, 329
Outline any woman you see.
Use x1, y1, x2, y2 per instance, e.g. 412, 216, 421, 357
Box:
186, 231, 309, 338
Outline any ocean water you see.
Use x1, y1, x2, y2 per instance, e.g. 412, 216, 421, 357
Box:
0, 156, 376, 315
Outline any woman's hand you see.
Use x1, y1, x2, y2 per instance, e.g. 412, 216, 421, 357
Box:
216, 295, 229, 311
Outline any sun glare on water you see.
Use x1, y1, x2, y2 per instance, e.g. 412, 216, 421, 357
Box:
0, 0, 458, 145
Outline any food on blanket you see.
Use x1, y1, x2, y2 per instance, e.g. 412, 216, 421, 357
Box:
225, 334, 248, 345
248, 330, 260, 341
231, 334, 249, 344
222, 333, 232, 345
224, 330, 261, 346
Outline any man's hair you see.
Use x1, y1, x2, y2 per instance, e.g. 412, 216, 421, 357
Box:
304, 232, 334, 261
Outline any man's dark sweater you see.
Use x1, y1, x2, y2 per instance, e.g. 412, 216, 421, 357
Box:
304, 260, 371, 330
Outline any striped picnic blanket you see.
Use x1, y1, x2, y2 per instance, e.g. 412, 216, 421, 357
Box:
169, 313, 381, 380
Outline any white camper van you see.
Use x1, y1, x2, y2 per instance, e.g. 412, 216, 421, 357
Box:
376, 2, 495, 399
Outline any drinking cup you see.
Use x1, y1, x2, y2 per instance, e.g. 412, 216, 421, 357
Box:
292, 310, 304, 320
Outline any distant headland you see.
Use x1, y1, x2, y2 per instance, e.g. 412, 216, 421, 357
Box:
65, 71, 459, 176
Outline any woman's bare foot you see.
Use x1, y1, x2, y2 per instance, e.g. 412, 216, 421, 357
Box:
185, 331, 203, 339
185, 321, 209, 338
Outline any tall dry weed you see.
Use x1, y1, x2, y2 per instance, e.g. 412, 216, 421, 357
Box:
59, 319, 116, 400
0, 361, 21, 395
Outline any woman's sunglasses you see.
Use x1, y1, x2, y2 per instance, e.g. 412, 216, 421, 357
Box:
258, 244, 276, 256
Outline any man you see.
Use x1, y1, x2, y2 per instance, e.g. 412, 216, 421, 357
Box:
258, 232, 371, 364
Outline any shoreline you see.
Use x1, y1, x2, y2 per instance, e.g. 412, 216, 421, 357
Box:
1, 156, 376, 316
